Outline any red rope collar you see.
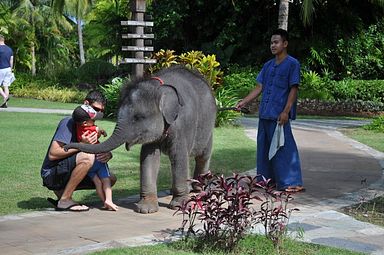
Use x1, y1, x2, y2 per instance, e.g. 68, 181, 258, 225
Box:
152, 76, 164, 85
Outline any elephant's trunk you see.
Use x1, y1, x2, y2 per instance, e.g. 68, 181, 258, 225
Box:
64, 122, 127, 154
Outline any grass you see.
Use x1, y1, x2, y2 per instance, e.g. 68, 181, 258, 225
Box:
342, 128, 384, 152
340, 128, 384, 227
7, 96, 79, 109
0, 111, 255, 215
90, 235, 363, 255
342, 196, 384, 227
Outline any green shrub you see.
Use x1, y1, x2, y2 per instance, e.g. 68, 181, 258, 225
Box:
364, 115, 384, 132
99, 76, 129, 118
12, 85, 85, 103
77, 60, 117, 85
299, 70, 332, 100
335, 19, 384, 79
330, 79, 384, 103
10, 73, 55, 91
9, 72, 85, 103
222, 66, 258, 99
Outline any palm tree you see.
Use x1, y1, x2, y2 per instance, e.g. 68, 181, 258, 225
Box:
12, 0, 44, 75
278, 0, 290, 30
11, 0, 73, 76
52, 0, 92, 65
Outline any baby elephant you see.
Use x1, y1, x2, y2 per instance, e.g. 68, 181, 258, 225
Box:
65, 66, 217, 213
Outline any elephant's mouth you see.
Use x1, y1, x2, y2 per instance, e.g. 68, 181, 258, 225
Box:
125, 136, 142, 151
124, 132, 164, 151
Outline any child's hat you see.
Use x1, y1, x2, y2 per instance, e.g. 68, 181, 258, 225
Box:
72, 104, 97, 122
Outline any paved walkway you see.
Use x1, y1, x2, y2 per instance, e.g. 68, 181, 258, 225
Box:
1, 108, 384, 254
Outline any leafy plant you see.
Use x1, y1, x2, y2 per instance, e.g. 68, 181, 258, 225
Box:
364, 115, 384, 132
255, 177, 299, 250
148, 49, 178, 74
195, 54, 223, 90
299, 70, 332, 100
175, 172, 298, 252
147, 49, 223, 89
179, 50, 205, 69
99, 76, 129, 118
215, 87, 241, 127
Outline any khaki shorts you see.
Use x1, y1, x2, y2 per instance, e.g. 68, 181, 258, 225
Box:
0, 68, 15, 87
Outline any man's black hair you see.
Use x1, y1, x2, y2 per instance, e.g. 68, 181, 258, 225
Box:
85, 90, 107, 105
272, 28, 289, 42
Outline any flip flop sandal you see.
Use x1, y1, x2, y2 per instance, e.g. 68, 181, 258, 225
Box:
55, 203, 89, 212
284, 186, 305, 193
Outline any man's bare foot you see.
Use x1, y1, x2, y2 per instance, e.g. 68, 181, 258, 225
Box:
104, 200, 118, 211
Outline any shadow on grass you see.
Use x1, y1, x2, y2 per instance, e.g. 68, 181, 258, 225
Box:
17, 197, 54, 210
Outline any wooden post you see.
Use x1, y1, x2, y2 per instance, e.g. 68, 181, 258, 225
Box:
121, 0, 155, 77
132, 0, 146, 78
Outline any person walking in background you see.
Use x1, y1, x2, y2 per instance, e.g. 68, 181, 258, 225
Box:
0, 34, 15, 108
72, 104, 118, 211
236, 29, 304, 193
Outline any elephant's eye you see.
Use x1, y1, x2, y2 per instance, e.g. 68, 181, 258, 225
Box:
133, 114, 145, 122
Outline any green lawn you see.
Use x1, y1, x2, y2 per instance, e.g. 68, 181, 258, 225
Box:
90, 234, 363, 255
8, 96, 79, 109
343, 128, 384, 152
0, 111, 256, 215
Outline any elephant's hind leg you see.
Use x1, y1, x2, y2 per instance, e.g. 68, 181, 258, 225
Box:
168, 145, 190, 210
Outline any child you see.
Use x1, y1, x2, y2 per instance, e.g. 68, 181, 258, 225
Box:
72, 104, 119, 211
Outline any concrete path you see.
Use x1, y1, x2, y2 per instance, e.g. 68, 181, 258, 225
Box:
1, 108, 384, 254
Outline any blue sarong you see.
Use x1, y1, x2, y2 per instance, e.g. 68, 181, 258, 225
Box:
256, 119, 302, 190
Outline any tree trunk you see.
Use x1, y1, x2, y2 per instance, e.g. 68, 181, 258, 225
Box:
31, 42, 36, 76
77, 16, 85, 65
278, 0, 289, 31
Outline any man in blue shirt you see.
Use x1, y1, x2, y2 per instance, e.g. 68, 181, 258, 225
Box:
236, 29, 304, 193
41, 91, 116, 211
0, 34, 14, 108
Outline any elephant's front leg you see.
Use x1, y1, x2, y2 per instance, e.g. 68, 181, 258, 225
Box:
136, 144, 161, 214
168, 146, 190, 210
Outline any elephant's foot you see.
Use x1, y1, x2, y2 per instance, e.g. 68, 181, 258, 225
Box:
168, 195, 190, 210
135, 194, 159, 214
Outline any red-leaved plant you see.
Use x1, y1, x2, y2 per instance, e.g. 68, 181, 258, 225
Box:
174, 172, 299, 251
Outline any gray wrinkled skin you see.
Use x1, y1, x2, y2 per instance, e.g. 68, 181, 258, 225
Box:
65, 66, 217, 214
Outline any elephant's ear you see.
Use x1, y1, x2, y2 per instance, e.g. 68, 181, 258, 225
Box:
159, 84, 184, 125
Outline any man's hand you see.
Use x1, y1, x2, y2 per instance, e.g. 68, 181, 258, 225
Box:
278, 111, 289, 125
235, 100, 246, 110
81, 130, 98, 144
96, 152, 113, 163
